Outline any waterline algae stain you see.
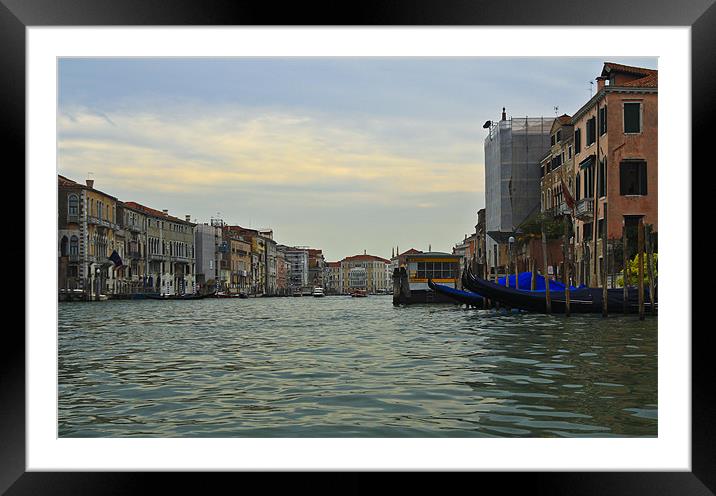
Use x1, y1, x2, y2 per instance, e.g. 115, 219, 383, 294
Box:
58, 298, 656, 437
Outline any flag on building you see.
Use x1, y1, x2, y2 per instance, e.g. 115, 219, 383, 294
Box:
561, 177, 575, 211
109, 250, 123, 267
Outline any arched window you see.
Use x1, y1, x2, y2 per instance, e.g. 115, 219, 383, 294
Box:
60, 236, 68, 256
68, 195, 79, 217
70, 235, 79, 255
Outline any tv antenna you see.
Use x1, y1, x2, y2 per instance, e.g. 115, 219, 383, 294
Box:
553, 106, 559, 116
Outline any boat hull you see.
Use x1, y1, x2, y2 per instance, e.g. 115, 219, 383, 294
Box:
462, 269, 656, 314
427, 279, 484, 306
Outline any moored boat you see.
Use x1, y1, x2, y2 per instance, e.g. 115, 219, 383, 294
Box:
392, 251, 463, 305
427, 279, 484, 307
312, 287, 326, 297
462, 268, 656, 314
145, 292, 213, 301
350, 289, 367, 297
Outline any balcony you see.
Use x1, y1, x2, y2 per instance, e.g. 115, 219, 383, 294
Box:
67, 214, 79, 224
69, 253, 79, 262
87, 216, 117, 230
575, 198, 595, 221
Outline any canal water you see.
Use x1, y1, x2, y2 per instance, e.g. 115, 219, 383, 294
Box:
58, 296, 657, 437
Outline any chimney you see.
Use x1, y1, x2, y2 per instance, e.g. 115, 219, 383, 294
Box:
596, 76, 607, 92
501, 107, 506, 121
85, 179, 94, 189
162, 209, 168, 216
185, 215, 191, 222
364, 249, 367, 255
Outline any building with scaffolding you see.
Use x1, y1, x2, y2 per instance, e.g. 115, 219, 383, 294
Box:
484, 109, 554, 275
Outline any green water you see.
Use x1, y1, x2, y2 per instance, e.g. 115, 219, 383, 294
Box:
58, 296, 657, 437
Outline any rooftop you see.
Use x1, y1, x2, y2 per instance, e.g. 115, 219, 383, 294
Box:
122, 201, 192, 224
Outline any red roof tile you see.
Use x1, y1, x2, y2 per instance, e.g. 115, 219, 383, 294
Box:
602, 62, 657, 78
620, 72, 658, 88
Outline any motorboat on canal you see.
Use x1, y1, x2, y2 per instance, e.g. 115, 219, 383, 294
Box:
462, 267, 656, 314
312, 287, 326, 297
350, 289, 368, 297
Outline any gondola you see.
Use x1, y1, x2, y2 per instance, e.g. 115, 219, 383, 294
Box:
427, 279, 484, 306
462, 268, 656, 314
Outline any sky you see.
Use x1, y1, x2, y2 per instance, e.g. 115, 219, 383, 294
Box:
58, 56, 657, 261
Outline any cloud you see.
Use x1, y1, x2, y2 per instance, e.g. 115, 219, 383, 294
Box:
58, 104, 484, 201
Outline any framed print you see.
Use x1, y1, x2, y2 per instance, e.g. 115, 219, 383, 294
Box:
2, 0, 710, 492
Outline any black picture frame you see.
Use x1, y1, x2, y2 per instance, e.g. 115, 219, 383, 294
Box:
3, 0, 708, 492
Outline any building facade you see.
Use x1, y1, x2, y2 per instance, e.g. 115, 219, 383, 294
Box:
58, 175, 122, 299
124, 202, 196, 295
571, 63, 658, 286
340, 253, 390, 294
484, 110, 554, 275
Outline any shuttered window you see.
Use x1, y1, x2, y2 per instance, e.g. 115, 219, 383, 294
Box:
599, 105, 608, 135
624, 102, 641, 133
586, 117, 596, 146
574, 128, 581, 153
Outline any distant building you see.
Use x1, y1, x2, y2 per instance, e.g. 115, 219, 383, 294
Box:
58, 175, 121, 299
340, 252, 390, 294
324, 261, 341, 294
194, 223, 221, 292
276, 250, 290, 295
117, 201, 149, 294
124, 201, 195, 295
279, 245, 309, 292
307, 248, 326, 289
484, 109, 553, 275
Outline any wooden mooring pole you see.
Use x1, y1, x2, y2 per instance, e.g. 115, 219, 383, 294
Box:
531, 257, 537, 291
622, 220, 628, 314
638, 217, 645, 320
602, 208, 608, 318
563, 216, 571, 317
541, 222, 551, 314
646, 224, 656, 314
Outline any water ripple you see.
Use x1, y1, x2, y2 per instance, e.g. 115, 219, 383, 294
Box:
58, 297, 657, 437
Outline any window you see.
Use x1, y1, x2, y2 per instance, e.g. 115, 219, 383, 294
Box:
575, 174, 581, 201
556, 129, 562, 143
68, 194, 79, 216
568, 145, 573, 159
416, 261, 457, 280
583, 222, 593, 241
620, 160, 648, 195
586, 116, 596, 146
574, 128, 581, 154
599, 105, 608, 135
70, 235, 79, 255
598, 158, 607, 198
624, 102, 641, 133
585, 163, 595, 199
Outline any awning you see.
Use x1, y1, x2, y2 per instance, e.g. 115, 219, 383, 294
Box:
579, 154, 595, 169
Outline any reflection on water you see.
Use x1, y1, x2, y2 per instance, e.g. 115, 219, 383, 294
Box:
58, 297, 657, 437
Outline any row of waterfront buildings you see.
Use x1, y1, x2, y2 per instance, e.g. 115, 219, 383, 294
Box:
58, 174, 397, 299
450, 62, 658, 288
